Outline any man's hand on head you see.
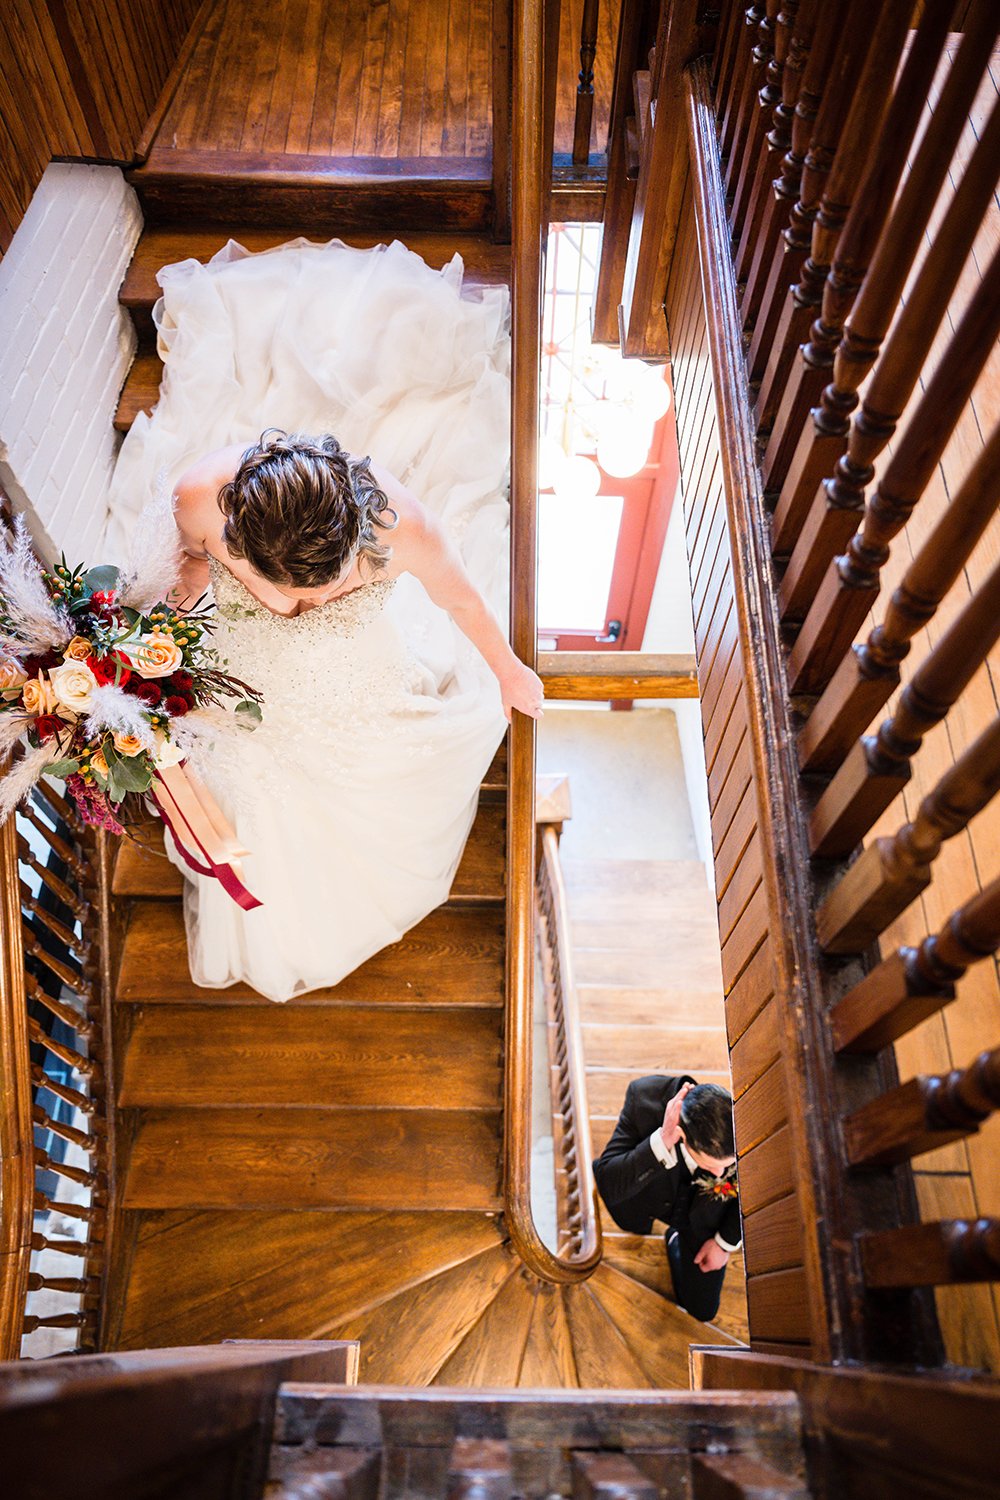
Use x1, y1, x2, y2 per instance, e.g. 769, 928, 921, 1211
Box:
694, 1238, 730, 1274
660, 1081, 693, 1152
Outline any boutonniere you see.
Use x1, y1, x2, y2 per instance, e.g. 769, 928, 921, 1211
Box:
696, 1164, 738, 1199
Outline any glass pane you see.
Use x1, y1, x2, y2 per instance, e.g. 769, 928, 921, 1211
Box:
538, 491, 624, 632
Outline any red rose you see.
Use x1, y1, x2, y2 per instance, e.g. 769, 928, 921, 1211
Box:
163, 694, 190, 716
133, 681, 162, 707
90, 651, 132, 686
34, 714, 64, 742
90, 590, 119, 621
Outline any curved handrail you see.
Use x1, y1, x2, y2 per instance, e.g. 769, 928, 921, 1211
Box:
502, 0, 602, 1283
0, 760, 34, 1360
536, 823, 602, 1266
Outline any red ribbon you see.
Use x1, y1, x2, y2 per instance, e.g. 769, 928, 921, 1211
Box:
151, 761, 262, 911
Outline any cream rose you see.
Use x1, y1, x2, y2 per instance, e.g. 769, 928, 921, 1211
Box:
49, 659, 97, 714
91, 748, 109, 777
22, 674, 57, 715
112, 731, 146, 758
64, 635, 94, 661
0, 657, 28, 694
127, 631, 184, 679
151, 729, 185, 769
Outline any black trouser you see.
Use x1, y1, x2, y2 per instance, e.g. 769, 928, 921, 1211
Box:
665, 1225, 726, 1321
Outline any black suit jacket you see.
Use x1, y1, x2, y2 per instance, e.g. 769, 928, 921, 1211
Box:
592, 1073, 742, 1247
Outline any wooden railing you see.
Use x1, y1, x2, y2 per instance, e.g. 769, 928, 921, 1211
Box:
0, 772, 115, 1359
599, 0, 1000, 1367
504, 0, 602, 1286
536, 820, 602, 1267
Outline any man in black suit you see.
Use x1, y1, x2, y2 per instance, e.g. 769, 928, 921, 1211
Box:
593, 1074, 740, 1322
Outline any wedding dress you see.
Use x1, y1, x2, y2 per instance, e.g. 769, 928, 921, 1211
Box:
104, 238, 511, 1003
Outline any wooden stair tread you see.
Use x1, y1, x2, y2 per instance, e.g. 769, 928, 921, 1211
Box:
115, 900, 503, 1005
588, 1263, 739, 1388
113, 796, 504, 904
112, 1209, 505, 1350
561, 1281, 654, 1389
562, 857, 711, 894
516, 1279, 580, 1388
585, 1068, 732, 1116
122, 1107, 501, 1211
582, 1022, 731, 1073
579, 985, 727, 1026
432, 1267, 538, 1387
325, 1244, 518, 1385
120, 1004, 502, 1109
121, 228, 512, 320
114, 351, 161, 432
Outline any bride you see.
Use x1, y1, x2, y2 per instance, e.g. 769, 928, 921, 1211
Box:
106, 237, 539, 1004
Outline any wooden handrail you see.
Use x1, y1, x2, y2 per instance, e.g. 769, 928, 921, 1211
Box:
0, 758, 33, 1362
539, 651, 698, 699
536, 823, 602, 1268
503, 0, 600, 1284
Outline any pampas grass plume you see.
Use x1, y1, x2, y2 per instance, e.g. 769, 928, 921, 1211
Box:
0, 516, 71, 650
0, 741, 55, 822
116, 477, 184, 611
84, 683, 157, 748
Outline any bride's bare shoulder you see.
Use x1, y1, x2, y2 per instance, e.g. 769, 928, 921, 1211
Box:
367, 459, 424, 538
172, 443, 247, 547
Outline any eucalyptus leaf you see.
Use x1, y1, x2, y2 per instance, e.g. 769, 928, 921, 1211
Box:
83, 565, 121, 592
235, 699, 262, 723
42, 757, 81, 778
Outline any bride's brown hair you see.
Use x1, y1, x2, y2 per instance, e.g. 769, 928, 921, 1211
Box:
217, 429, 399, 587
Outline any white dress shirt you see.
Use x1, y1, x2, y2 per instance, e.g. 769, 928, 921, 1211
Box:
649, 1129, 742, 1253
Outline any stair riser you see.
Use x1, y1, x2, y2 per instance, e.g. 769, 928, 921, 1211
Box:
131, 179, 493, 233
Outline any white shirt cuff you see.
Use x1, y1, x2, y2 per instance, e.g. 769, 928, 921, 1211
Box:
714, 1231, 741, 1253
649, 1129, 678, 1168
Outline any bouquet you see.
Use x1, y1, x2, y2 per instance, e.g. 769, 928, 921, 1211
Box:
0, 509, 264, 906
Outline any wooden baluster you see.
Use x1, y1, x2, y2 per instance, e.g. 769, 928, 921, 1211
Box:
738, 0, 818, 322
714, 0, 747, 109
19, 879, 88, 961
447, 1439, 515, 1500
745, 0, 845, 379
732, 0, 804, 285
27, 1016, 100, 1081
720, 4, 766, 175
31, 1062, 99, 1118
860, 1219, 1000, 1289
757, 0, 912, 474
16, 834, 87, 920
728, 0, 784, 245
20, 801, 92, 886
32, 1103, 98, 1154
829, 872, 1000, 1053
572, 0, 600, 164
844, 1047, 1000, 1169
31, 774, 87, 835
34, 1189, 102, 1227
31, 1229, 88, 1258
799, 433, 1000, 775
809, 553, 1000, 858
27, 1270, 95, 1294
571, 1451, 659, 1500
786, 257, 1000, 683
772, 10, 996, 566
817, 715, 1000, 956
24, 971, 94, 1036
22, 1311, 90, 1332
24, 938, 94, 1010
34, 1145, 99, 1188
591, 0, 647, 343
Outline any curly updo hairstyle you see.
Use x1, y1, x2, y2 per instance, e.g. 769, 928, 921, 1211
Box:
217, 429, 399, 588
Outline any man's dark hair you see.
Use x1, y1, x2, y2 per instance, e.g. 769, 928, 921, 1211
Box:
680, 1083, 735, 1158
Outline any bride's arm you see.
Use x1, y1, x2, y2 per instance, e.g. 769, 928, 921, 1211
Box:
392, 502, 544, 722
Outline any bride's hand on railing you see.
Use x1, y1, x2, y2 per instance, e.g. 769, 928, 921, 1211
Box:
500, 661, 545, 722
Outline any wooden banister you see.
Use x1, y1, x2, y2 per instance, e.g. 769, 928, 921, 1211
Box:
0, 761, 32, 1363
860, 1219, 1000, 1290
844, 1047, 1000, 1170
504, 0, 599, 1285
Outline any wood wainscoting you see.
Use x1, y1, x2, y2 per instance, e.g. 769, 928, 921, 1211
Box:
666, 175, 810, 1359
0, 0, 203, 254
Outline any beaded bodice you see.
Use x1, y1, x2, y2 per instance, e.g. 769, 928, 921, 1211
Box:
208, 554, 397, 638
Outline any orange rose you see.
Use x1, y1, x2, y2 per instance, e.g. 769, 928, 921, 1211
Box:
64, 636, 94, 661
22, 673, 57, 715
128, 631, 183, 679
91, 748, 109, 776
112, 731, 146, 758
0, 658, 27, 694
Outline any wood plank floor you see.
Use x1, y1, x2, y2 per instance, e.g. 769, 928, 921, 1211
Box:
146, 0, 619, 169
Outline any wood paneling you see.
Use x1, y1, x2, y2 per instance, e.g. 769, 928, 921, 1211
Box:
0, 0, 201, 253
665, 171, 801, 1353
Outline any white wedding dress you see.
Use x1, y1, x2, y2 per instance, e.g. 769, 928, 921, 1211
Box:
105, 239, 511, 1003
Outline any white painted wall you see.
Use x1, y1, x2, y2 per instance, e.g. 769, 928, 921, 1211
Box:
641, 488, 716, 886
0, 163, 142, 560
